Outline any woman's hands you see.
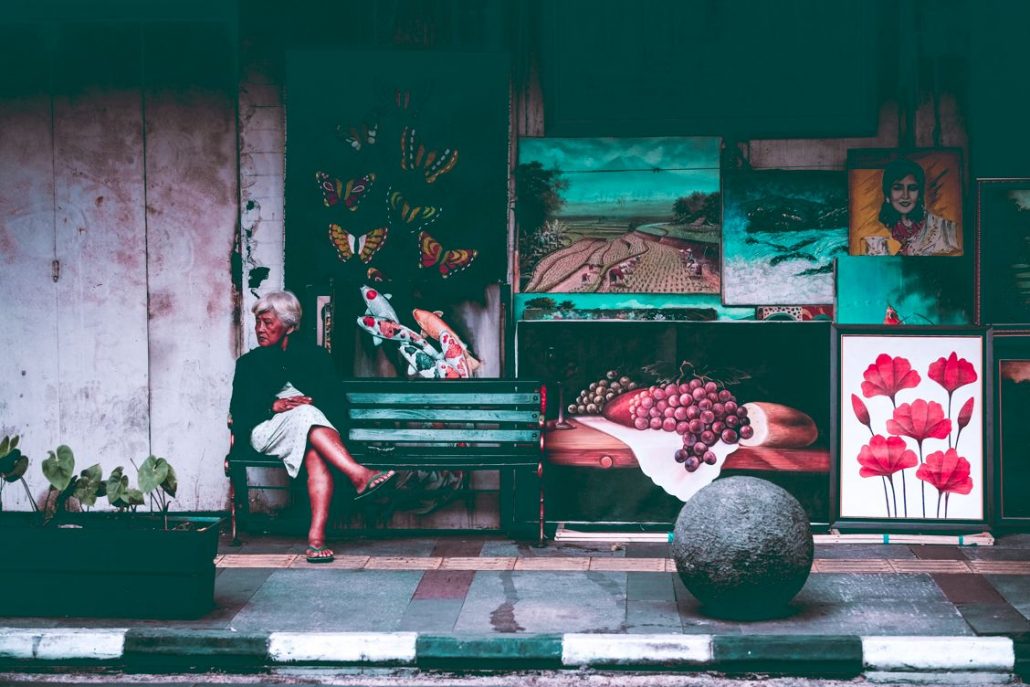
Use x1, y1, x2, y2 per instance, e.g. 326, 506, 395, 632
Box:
272, 396, 313, 414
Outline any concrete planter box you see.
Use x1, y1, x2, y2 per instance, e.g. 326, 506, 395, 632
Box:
0, 513, 221, 619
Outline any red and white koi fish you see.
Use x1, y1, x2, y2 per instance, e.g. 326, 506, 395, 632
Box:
360, 286, 399, 345
438, 330, 470, 377
356, 315, 438, 357
411, 308, 481, 372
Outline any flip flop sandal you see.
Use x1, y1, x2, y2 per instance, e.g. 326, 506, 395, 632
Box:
305, 545, 335, 564
354, 469, 397, 502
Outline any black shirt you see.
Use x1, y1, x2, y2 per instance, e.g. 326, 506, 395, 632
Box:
228, 340, 346, 447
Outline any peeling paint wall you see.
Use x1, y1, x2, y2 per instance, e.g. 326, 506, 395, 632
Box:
0, 20, 239, 512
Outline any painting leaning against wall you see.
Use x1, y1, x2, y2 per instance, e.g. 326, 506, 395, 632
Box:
977, 179, 1030, 325
722, 170, 849, 306
834, 328, 985, 530
848, 148, 963, 257
516, 137, 721, 295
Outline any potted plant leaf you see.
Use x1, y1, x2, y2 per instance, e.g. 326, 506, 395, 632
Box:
0, 438, 222, 619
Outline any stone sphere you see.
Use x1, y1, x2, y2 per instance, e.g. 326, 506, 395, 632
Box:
671, 476, 813, 619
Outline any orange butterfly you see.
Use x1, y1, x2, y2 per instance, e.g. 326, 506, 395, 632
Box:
401, 127, 459, 184
418, 231, 477, 279
316, 171, 375, 211
329, 224, 388, 264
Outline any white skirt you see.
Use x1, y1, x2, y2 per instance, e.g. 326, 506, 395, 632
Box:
250, 382, 337, 478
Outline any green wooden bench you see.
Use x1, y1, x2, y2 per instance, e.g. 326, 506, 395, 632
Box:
225, 379, 546, 545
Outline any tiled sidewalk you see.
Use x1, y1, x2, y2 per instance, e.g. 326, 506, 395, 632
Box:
3, 533, 1030, 679
8, 533, 1029, 637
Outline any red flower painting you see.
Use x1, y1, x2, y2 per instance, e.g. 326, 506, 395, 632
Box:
858, 435, 917, 478
861, 354, 921, 406
928, 352, 978, 394
916, 448, 974, 518
858, 434, 918, 517
886, 400, 951, 444
851, 394, 872, 433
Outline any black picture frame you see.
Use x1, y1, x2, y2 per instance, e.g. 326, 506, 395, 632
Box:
976, 179, 1030, 326
831, 325, 989, 533
988, 328, 1030, 528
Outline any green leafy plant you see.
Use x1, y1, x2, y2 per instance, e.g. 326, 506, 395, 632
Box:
0, 435, 36, 512
136, 455, 178, 529
39, 444, 179, 528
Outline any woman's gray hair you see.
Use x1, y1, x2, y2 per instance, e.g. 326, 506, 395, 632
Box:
252, 291, 302, 330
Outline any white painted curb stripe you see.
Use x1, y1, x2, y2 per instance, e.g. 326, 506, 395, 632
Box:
0, 629, 126, 660
862, 636, 1015, 671
268, 632, 417, 664
562, 633, 713, 666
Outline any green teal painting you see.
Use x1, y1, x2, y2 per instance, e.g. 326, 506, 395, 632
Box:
836, 256, 972, 325
978, 179, 1030, 324
722, 170, 849, 305
516, 137, 721, 294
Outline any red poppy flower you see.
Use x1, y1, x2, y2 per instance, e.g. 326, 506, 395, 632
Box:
857, 435, 918, 478
927, 352, 978, 394
957, 397, 974, 430
861, 354, 921, 404
851, 394, 872, 429
886, 399, 952, 443
916, 449, 973, 495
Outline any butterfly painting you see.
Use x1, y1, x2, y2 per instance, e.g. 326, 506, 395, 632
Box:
338, 119, 378, 152
329, 224, 388, 263
316, 171, 376, 211
401, 126, 459, 184
418, 231, 477, 279
386, 187, 442, 233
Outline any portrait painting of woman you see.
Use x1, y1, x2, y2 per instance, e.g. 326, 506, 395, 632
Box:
848, 149, 963, 257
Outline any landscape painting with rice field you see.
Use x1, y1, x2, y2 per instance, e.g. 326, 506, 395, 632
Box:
722, 170, 848, 305
516, 137, 721, 294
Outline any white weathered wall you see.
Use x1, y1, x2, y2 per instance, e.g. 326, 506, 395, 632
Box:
0, 24, 239, 512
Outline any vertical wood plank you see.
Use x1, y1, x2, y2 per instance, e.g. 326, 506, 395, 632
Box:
52, 23, 150, 475
143, 22, 238, 510
0, 26, 59, 507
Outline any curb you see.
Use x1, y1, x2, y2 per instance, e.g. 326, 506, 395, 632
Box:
0, 628, 1024, 678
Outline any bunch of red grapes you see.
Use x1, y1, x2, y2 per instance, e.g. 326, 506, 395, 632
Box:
628, 379, 754, 473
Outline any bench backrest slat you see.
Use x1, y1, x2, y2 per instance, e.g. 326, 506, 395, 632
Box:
349, 428, 540, 443
346, 392, 540, 406
349, 408, 541, 423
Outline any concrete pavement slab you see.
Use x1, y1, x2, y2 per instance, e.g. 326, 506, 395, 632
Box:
227, 569, 421, 632
987, 574, 1030, 621
625, 599, 683, 633
453, 571, 626, 634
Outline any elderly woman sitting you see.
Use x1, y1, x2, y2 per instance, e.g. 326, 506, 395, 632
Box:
229, 291, 395, 563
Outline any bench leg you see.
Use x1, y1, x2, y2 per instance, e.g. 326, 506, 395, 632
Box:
537, 459, 546, 548
228, 463, 250, 546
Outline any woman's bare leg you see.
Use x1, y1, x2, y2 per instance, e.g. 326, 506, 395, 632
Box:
303, 447, 333, 551
308, 426, 379, 492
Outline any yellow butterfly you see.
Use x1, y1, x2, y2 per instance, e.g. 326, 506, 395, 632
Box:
386, 187, 442, 233
328, 224, 388, 264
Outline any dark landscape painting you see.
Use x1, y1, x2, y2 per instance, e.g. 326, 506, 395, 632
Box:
979, 180, 1030, 324
722, 170, 848, 305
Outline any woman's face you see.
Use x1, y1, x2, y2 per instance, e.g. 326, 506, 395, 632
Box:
255, 310, 290, 347
889, 174, 920, 216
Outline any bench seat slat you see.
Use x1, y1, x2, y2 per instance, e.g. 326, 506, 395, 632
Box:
349, 408, 541, 422
348, 428, 540, 442
346, 392, 540, 405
